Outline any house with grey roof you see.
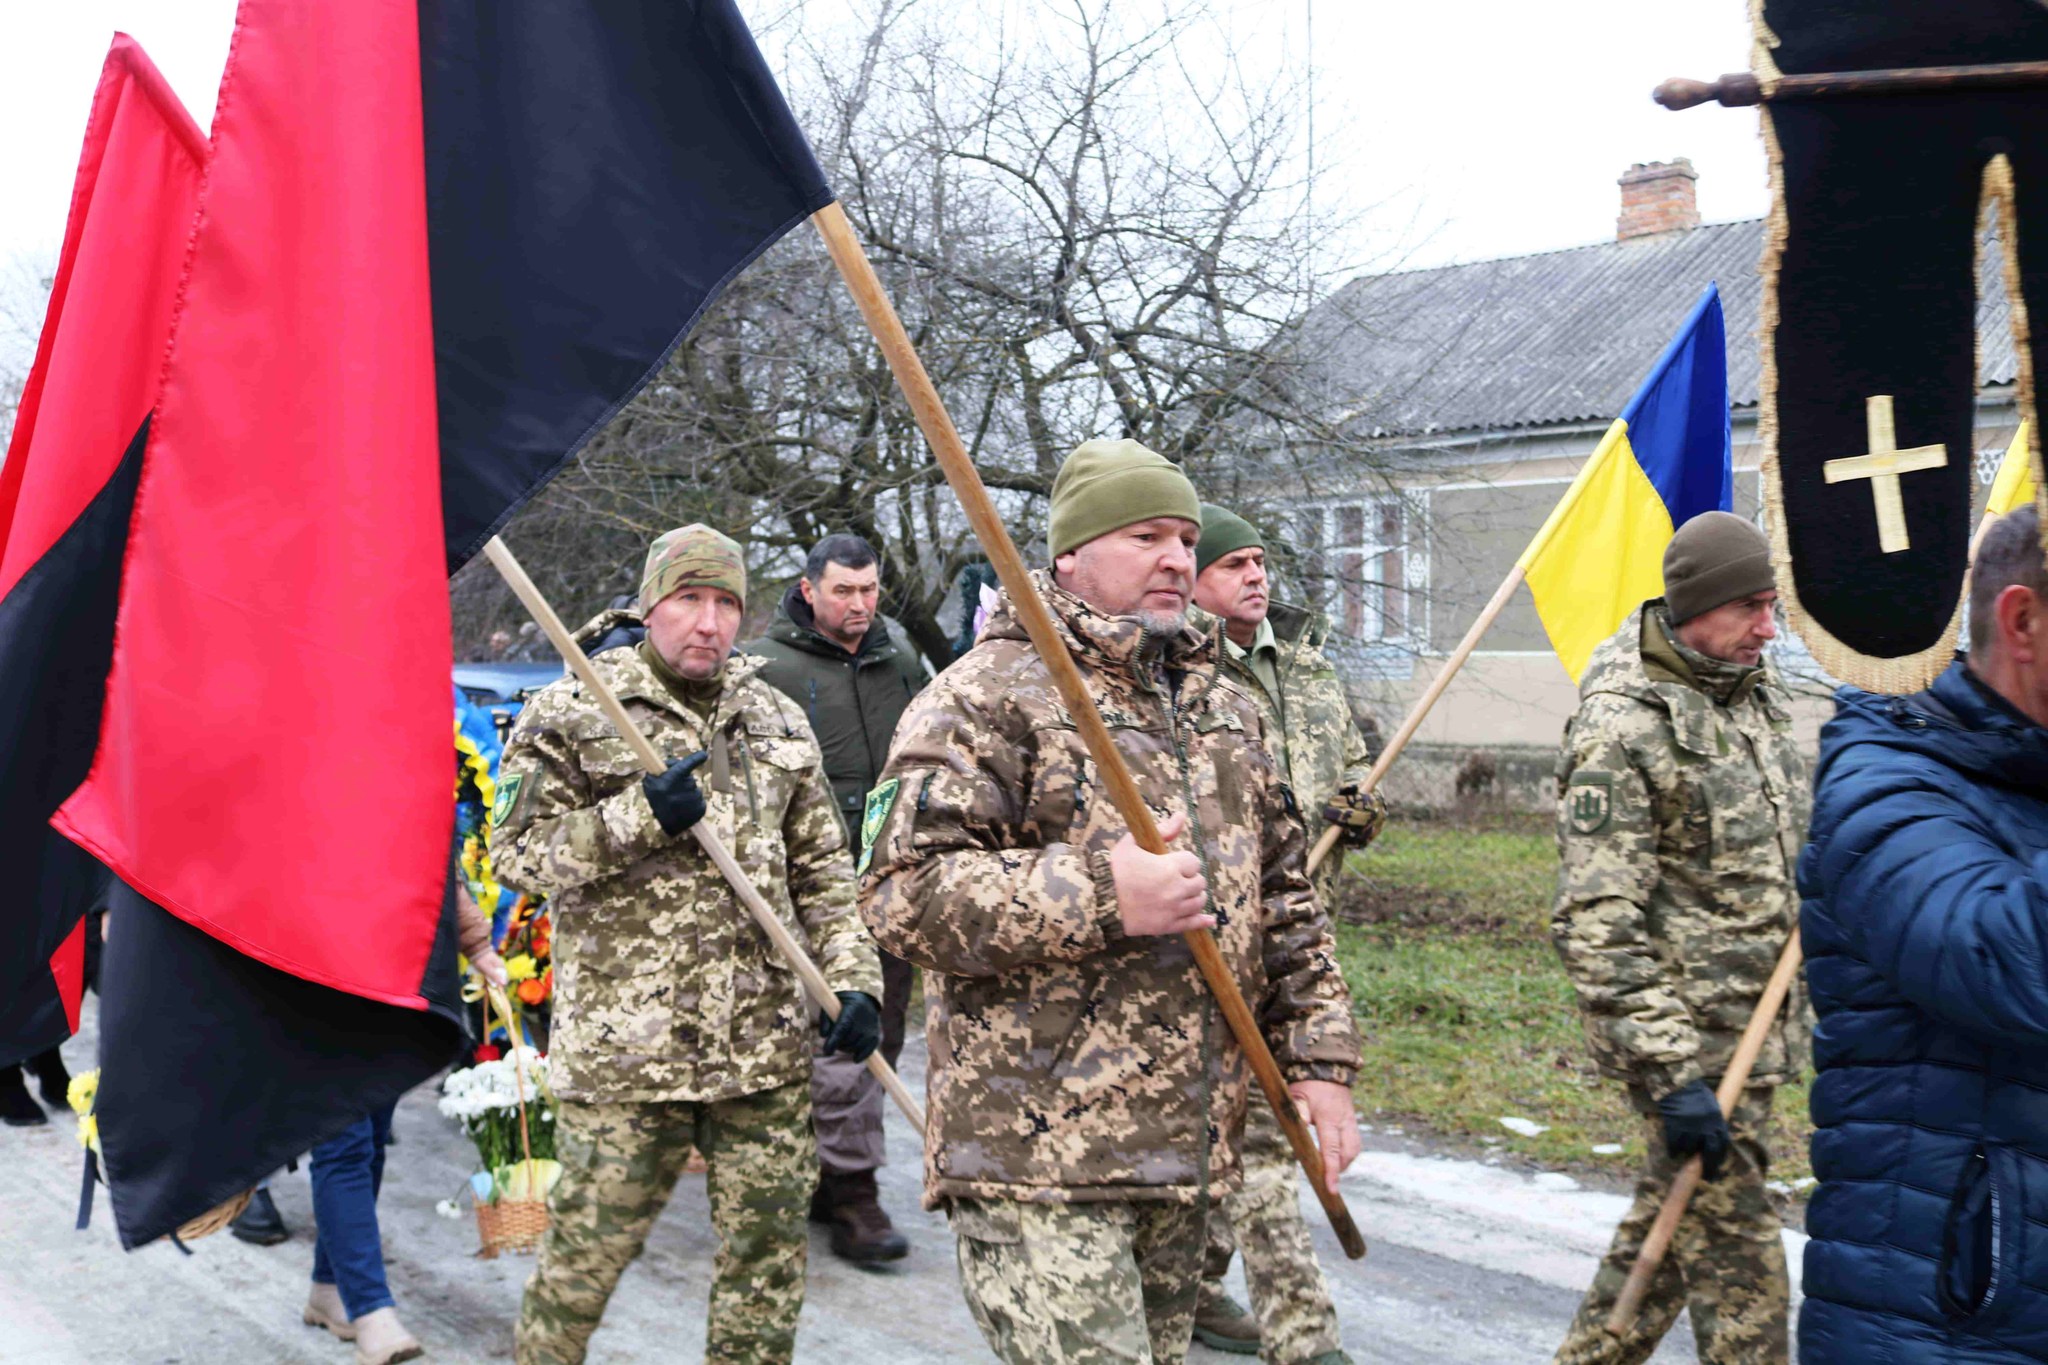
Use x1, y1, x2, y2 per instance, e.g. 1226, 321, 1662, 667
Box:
1290, 159, 2021, 782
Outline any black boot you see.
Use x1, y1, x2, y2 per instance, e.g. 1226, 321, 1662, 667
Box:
230, 1186, 289, 1245
0, 1067, 47, 1127
812, 1169, 908, 1264
27, 1047, 71, 1111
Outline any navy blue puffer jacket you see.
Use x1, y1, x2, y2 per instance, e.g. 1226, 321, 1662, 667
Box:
1800, 660, 2048, 1363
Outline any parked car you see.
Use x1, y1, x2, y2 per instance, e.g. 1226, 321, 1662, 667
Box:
453, 661, 563, 738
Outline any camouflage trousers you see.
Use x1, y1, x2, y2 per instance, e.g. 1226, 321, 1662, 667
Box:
1553, 1086, 1787, 1365
515, 1081, 816, 1365
1201, 1100, 1345, 1364
951, 1196, 1208, 1364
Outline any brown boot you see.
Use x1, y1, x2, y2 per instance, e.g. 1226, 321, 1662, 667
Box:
811, 1170, 908, 1264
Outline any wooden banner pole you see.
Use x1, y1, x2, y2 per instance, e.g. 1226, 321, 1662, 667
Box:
482, 536, 927, 1136
1604, 931, 1803, 1337
808, 199, 1367, 1260
1306, 565, 1526, 877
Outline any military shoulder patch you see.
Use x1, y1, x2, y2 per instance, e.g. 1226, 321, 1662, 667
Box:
491, 772, 525, 828
1566, 770, 1613, 835
857, 777, 901, 877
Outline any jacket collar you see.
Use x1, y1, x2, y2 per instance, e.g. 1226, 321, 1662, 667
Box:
982, 569, 1220, 688
595, 637, 766, 732
1827, 657, 2048, 792
1640, 602, 1764, 707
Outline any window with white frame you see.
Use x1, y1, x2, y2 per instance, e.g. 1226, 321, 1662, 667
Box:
1293, 497, 1415, 643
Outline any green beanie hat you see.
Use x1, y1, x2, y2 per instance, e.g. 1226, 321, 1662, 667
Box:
1047, 439, 1201, 557
640, 523, 747, 614
1196, 503, 1264, 576
1662, 511, 1773, 624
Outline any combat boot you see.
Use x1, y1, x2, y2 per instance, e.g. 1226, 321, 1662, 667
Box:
811, 1169, 908, 1264
349, 1307, 422, 1365
0, 1067, 45, 1127
1191, 1285, 1262, 1355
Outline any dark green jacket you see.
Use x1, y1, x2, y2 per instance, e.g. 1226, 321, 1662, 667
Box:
746, 584, 928, 843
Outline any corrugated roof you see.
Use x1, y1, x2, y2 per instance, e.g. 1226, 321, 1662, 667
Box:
1299, 219, 2019, 440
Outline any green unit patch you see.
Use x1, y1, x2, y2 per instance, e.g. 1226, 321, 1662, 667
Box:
857, 777, 900, 876
1567, 770, 1613, 835
492, 772, 525, 828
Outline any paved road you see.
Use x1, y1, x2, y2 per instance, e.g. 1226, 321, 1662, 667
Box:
0, 1007, 1790, 1362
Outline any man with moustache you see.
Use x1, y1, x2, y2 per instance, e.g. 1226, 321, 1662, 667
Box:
860, 441, 1363, 1364
749, 532, 928, 1263
493, 524, 883, 1365
1189, 504, 1381, 1363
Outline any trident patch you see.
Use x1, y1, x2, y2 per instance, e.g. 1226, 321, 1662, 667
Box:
491, 772, 525, 828
857, 777, 900, 876
1567, 771, 1613, 835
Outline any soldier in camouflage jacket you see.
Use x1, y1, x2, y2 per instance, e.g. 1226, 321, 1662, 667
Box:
860, 439, 1360, 1365
1190, 505, 1377, 1362
493, 524, 880, 1365
1550, 512, 1808, 1365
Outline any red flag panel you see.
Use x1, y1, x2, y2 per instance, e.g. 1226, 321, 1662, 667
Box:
0, 35, 206, 596
56, 0, 451, 1009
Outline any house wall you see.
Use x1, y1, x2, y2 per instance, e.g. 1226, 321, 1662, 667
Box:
1328, 404, 2022, 767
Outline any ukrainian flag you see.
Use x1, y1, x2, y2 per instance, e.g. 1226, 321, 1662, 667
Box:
1984, 420, 2034, 520
1518, 284, 1732, 681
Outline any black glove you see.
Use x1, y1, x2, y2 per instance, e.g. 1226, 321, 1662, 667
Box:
820, 992, 882, 1062
642, 751, 709, 836
1655, 1079, 1732, 1181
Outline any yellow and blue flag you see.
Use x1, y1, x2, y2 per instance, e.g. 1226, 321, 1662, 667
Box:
1518, 284, 1732, 681
1984, 420, 2034, 520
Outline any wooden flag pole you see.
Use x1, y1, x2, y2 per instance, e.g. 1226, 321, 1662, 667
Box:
1306, 565, 1526, 877
482, 536, 927, 1136
808, 200, 1367, 1261
1604, 931, 1803, 1337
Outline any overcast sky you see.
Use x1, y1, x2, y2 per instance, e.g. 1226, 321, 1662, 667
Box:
0, 2, 1766, 330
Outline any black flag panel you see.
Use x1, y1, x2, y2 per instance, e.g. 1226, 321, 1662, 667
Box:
1759, 0, 2048, 691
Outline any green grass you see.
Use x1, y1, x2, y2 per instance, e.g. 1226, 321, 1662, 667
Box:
1328, 821, 1813, 1188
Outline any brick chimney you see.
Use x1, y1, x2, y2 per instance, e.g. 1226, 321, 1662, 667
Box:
1617, 159, 1700, 241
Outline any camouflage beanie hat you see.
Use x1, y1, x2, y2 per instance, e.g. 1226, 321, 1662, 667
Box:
1663, 511, 1773, 624
640, 524, 747, 615
1048, 439, 1201, 557
1196, 503, 1264, 576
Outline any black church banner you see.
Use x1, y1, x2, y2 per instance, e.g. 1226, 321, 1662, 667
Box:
1757, 0, 2048, 692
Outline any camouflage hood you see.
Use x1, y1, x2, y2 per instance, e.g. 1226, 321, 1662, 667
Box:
859, 567, 1359, 1208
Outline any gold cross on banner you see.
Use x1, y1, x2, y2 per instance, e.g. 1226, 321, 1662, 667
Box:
1822, 394, 1948, 554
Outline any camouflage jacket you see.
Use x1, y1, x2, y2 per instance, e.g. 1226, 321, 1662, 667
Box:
1551, 601, 1810, 1097
859, 571, 1360, 1208
491, 638, 881, 1104
1199, 601, 1374, 901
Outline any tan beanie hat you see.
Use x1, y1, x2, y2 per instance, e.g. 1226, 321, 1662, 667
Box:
1663, 511, 1774, 624
1047, 439, 1201, 557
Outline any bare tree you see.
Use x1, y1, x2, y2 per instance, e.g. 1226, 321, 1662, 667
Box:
0, 253, 56, 451
454, 0, 1407, 663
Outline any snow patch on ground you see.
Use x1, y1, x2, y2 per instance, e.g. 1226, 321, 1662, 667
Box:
1341, 1148, 1808, 1302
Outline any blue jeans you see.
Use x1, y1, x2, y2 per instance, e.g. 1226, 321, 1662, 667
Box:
310, 1102, 397, 1320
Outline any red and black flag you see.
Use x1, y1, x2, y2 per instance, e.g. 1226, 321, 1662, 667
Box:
1757, 0, 2048, 691
5, 0, 831, 1247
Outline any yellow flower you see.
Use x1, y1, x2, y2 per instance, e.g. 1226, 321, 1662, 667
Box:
67, 1069, 98, 1117
78, 1114, 99, 1155
504, 954, 538, 982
